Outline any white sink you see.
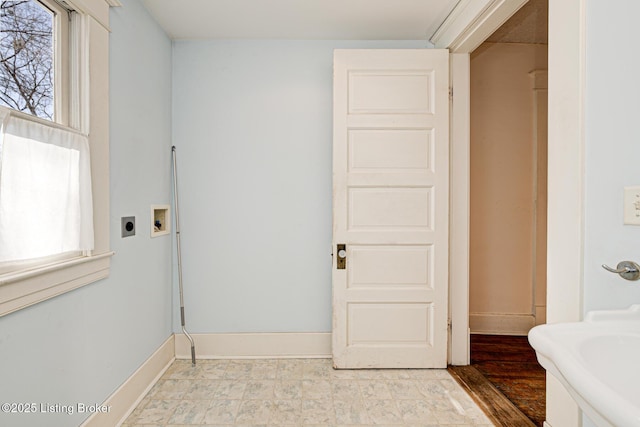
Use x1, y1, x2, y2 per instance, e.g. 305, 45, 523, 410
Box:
528, 304, 640, 427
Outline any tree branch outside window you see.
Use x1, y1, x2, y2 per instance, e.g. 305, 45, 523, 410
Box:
0, 0, 53, 120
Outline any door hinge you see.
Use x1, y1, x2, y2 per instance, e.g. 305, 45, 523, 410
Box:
447, 318, 452, 330
449, 87, 453, 100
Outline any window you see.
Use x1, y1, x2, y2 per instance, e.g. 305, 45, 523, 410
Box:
0, 108, 94, 270
0, 0, 83, 274
0, 0, 69, 122
0, 0, 114, 316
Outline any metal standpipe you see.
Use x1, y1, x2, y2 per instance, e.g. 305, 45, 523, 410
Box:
172, 145, 196, 366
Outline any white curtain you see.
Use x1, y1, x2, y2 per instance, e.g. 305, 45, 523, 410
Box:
0, 109, 94, 263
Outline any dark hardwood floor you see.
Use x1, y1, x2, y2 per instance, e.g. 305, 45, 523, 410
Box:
470, 334, 546, 427
449, 364, 536, 427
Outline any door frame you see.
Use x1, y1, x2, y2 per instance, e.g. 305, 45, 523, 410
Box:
435, 0, 586, 426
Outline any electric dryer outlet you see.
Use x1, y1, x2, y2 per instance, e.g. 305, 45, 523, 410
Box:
121, 216, 136, 237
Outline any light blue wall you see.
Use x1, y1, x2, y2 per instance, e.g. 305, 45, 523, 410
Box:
583, 0, 640, 314
582, 1, 640, 426
171, 40, 429, 333
0, 1, 173, 426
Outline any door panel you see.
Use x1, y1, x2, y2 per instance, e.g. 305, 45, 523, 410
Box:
348, 71, 434, 113
333, 49, 449, 369
348, 303, 432, 344
348, 129, 433, 172
349, 245, 433, 287
348, 187, 432, 230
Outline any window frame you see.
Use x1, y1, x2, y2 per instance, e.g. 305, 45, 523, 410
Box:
35, 0, 72, 125
53, 0, 70, 125
0, 0, 114, 317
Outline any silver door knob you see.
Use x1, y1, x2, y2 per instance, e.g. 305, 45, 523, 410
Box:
602, 261, 640, 281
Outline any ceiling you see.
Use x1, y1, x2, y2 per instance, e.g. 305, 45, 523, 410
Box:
141, 0, 548, 45
486, 0, 547, 44
141, 0, 460, 41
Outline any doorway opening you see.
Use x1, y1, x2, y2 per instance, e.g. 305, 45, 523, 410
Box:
468, 0, 548, 425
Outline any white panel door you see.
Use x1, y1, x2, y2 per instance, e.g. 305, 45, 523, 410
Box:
332, 49, 449, 369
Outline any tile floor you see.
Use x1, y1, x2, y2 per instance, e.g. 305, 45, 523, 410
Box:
123, 358, 494, 426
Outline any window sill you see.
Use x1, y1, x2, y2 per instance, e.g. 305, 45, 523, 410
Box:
0, 251, 114, 317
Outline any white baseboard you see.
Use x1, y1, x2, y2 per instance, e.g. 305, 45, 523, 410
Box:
543, 422, 553, 427
175, 332, 332, 359
469, 313, 535, 335
80, 335, 175, 427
